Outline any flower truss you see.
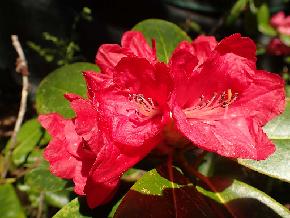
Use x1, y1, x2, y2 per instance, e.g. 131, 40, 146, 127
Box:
267, 11, 290, 56
39, 31, 285, 208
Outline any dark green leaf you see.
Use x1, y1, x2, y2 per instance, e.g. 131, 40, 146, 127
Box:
226, 0, 248, 25
115, 167, 226, 217
53, 198, 91, 218
25, 163, 67, 192
11, 119, 43, 166
36, 62, 99, 118
0, 184, 26, 218
115, 168, 290, 218
238, 102, 290, 183
39, 131, 51, 146
133, 19, 191, 63
197, 179, 290, 218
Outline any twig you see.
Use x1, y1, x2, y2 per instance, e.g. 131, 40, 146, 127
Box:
1, 35, 29, 179
37, 192, 45, 218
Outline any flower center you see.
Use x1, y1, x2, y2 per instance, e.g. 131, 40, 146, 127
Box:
129, 94, 160, 117
183, 89, 238, 118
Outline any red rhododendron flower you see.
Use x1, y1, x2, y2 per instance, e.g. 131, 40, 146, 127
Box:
93, 31, 173, 150
169, 34, 285, 159
267, 38, 290, 56
39, 93, 143, 208
39, 31, 285, 209
38, 31, 160, 208
270, 11, 290, 35
95, 32, 285, 160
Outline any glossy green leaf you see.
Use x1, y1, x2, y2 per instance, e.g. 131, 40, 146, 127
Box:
108, 199, 122, 218
257, 4, 277, 36
226, 0, 248, 25
25, 162, 67, 192
36, 62, 99, 118
133, 19, 191, 63
238, 102, 290, 183
11, 119, 43, 166
115, 167, 226, 217
115, 168, 290, 218
197, 179, 290, 218
53, 198, 91, 218
0, 184, 26, 218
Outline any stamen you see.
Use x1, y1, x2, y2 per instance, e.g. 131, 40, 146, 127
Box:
129, 94, 160, 117
184, 89, 238, 118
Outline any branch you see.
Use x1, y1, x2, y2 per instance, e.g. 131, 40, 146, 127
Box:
1, 35, 30, 179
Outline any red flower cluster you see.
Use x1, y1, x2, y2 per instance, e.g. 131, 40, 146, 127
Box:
39, 31, 285, 208
267, 11, 290, 55
270, 11, 290, 35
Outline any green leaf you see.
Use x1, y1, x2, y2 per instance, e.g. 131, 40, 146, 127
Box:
133, 19, 191, 63
36, 62, 99, 118
257, 4, 277, 36
25, 162, 67, 192
0, 184, 26, 218
53, 198, 91, 218
281, 34, 290, 47
11, 119, 43, 166
226, 0, 248, 25
257, 4, 270, 26
115, 168, 290, 217
238, 102, 290, 183
26, 149, 44, 166
45, 191, 70, 208
108, 199, 122, 218
196, 179, 290, 218
115, 167, 226, 217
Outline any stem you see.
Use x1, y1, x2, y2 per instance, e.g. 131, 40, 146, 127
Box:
1, 35, 29, 179
167, 154, 178, 218
175, 151, 237, 218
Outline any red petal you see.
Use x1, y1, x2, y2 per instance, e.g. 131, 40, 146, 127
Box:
215, 33, 257, 63
229, 70, 286, 126
176, 52, 255, 108
271, 11, 286, 28
98, 91, 164, 149
114, 57, 172, 105
169, 48, 198, 107
39, 114, 89, 194
85, 178, 119, 208
85, 133, 151, 208
83, 71, 114, 105
191, 35, 217, 64
172, 106, 275, 159
121, 31, 156, 64
96, 44, 132, 75
65, 94, 103, 154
